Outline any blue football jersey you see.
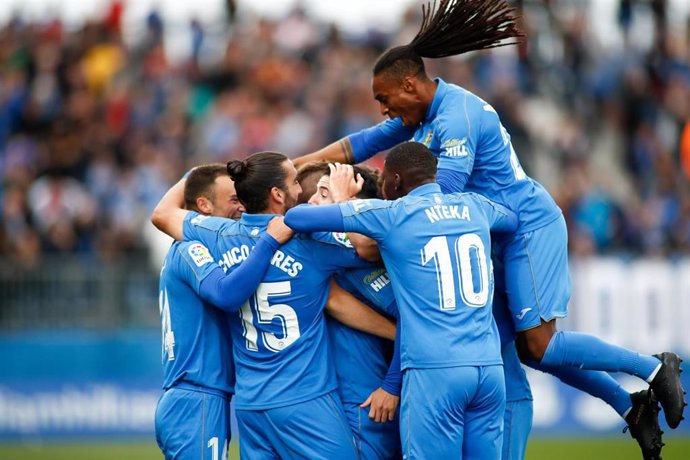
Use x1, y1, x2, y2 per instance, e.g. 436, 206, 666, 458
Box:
158, 240, 235, 394
349, 78, 561, 233
329, 266, 398, 404
337, 183, 516, 370
182, 212, 370, 410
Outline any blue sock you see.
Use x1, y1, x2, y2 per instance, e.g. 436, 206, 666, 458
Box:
541, 331, 661, 381
528, 360, 632, 417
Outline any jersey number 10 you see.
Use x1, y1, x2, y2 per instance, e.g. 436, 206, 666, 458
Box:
421, 234, 490, 310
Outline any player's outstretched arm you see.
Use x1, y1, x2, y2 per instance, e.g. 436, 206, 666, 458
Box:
294, 118, 414, 168
151, 177, 188, 241
284, 204, 345, 233
293, 138, 354, 168
325, 278, 396, 341
196, 218, 292, 312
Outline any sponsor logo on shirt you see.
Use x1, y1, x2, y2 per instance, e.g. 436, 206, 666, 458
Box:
441, 138, 470, 158
364, 268, 387, 284
188, 243, 214, 267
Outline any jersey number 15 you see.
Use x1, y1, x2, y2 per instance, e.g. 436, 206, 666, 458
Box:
240, 281, 301, 353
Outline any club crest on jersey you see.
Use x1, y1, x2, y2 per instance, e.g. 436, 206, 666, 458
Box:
188, 243, 214, 267
441, 138, 470, 158
332, 232, 353, 248
423, 131, 434, 147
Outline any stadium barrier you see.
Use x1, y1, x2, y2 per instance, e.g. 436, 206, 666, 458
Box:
0, 257, 688, 438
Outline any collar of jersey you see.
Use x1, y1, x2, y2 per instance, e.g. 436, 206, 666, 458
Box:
239, 213, 281, 226
425, 78, 448, 121
408, 182, 442, 197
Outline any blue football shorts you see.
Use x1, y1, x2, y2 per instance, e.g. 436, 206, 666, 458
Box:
342, 401, 401, 460
497, 214, 572, 332
502, 399, 533, 460
236, 391, 358, 460
155, 383, 231, 460
400, 365, 505, 459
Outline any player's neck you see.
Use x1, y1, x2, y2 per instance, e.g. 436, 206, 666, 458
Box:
261, 202, 286, 216
418, 78, 438, 113
395, 176, 435, 198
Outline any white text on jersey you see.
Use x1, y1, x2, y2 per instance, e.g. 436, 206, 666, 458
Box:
219, 245, 303, 277
425, 205, 471, 224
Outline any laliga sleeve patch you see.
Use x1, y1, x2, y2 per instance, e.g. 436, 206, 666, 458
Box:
188, 243, 214, 267
332, 232, 353, 248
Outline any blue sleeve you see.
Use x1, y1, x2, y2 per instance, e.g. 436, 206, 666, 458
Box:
175, 241, 219, 292
197, 234, 280, 312
182, 212, 234, 248
434, 99, 478, 179
381, 314, 401, 396
284, 204, 345, 233
437, 169, 469, 194
348, 118, 415, 163
339, 199, 395, 241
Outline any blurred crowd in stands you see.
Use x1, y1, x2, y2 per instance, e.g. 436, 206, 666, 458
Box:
1, 0, 689, 266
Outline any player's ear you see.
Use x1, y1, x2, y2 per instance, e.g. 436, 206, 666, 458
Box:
196, 196, 213, 215
271, 187, 284, 204
394, 173, 402, 190
402, 75, 416, 93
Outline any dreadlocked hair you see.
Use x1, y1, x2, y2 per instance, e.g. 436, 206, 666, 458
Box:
411, 0, 522, 57
374, 0, 523, 77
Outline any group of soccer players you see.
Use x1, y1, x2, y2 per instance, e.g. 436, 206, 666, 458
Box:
150, 1, 686, 459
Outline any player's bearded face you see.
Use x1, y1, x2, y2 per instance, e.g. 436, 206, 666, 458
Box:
281, 160, 303, 212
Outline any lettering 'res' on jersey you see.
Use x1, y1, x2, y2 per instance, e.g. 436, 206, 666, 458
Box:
338, 183, 514, 370
158, 240, 235, 394
182, 212, 369, 410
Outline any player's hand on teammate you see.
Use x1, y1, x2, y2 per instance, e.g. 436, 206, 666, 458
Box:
328, 163, 363, 203
348, 233, 381, 262
266, 216, 294, 244
360, 387, 400, 423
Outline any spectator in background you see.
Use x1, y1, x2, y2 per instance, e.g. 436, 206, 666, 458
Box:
0, 0, 689, 265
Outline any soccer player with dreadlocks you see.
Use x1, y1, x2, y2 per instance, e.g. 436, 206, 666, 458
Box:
294, 1, 686, 459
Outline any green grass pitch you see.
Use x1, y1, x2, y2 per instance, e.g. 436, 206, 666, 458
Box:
0, 437, 689, 459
